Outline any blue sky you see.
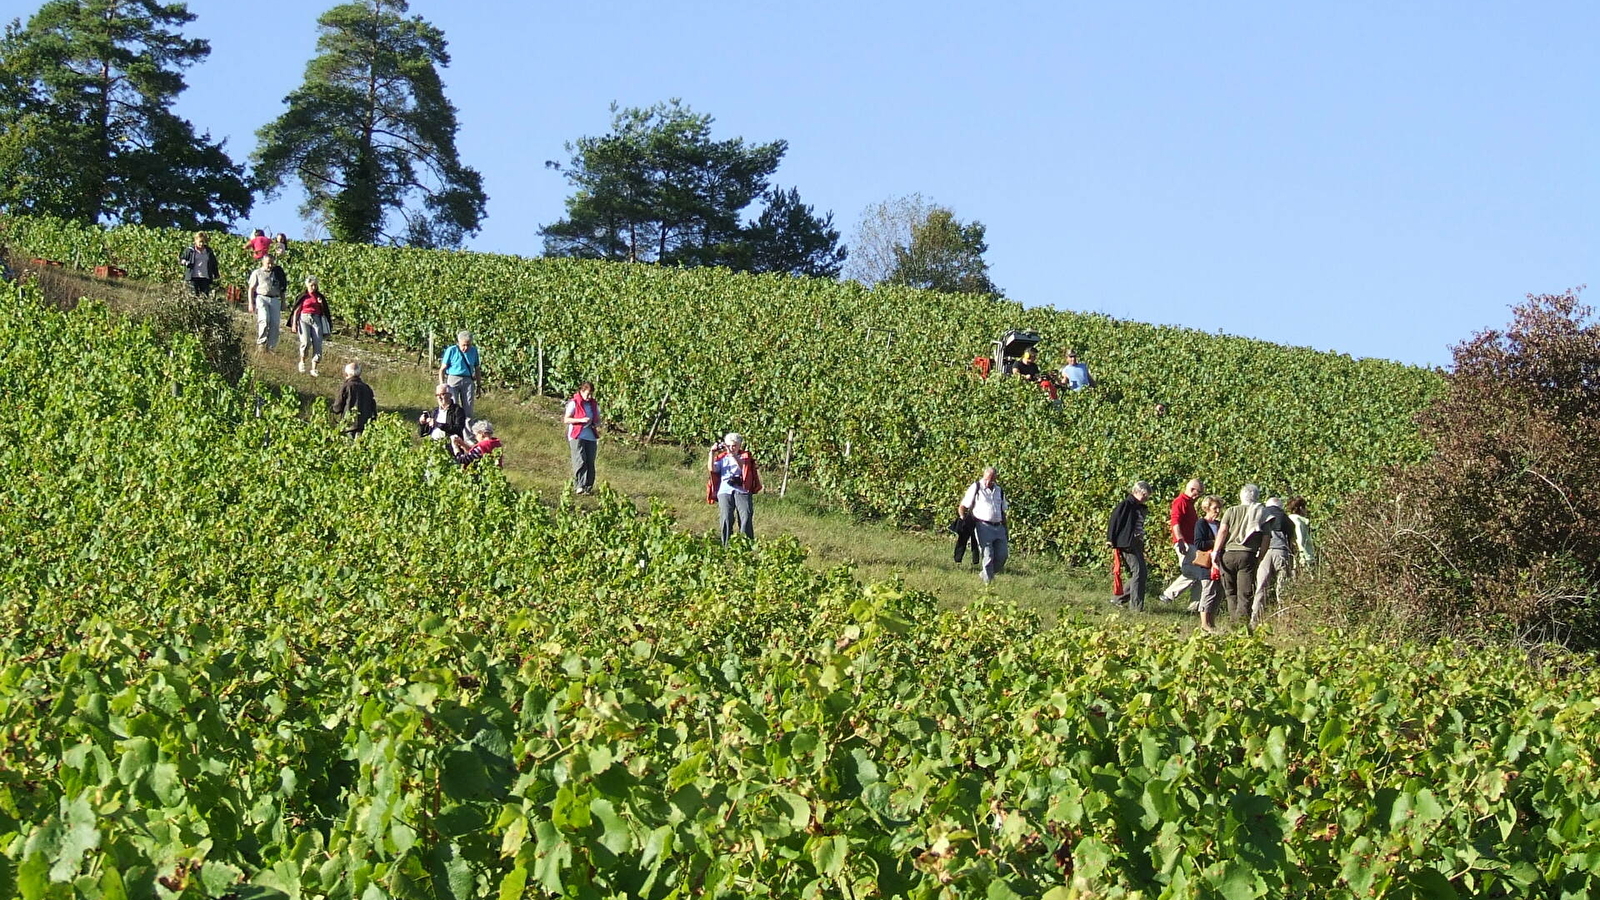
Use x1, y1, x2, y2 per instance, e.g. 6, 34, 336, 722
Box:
153, 0, 1598, 367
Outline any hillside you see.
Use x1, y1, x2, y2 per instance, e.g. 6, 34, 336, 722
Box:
2, 215, 1441, 568
3, 274, 1597, 899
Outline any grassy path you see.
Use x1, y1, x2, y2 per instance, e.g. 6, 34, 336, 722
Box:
39, 265, 1219, 631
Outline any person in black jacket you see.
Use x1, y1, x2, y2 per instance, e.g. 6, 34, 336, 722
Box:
178, 232, 219, 295
332, 362, 377, 437
1107, 481, 1153, 610
417, 383, 466, 440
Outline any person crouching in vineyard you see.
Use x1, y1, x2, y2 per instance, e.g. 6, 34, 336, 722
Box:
707, 434, 761, 545
564, 382, 601, 494
1107, 481, 1153, 609
331, 362, 376, 437
288, 276, 331, 377
452, 420, 503, 467
958, 467, 1009, 584
418, 384, 466, 441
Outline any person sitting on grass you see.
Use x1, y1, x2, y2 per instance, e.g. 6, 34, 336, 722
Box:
452, 420, 503, 467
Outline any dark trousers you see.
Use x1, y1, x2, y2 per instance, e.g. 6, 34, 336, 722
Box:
1113, 546, 1148, 611
953, 524, 980, 564
188, 277, 212, 295
1219, 550, 1260, 620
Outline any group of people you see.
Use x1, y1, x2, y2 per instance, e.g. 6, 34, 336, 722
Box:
953, 469, 1315, 632
178, 229, 329, 375
1108, 479, 1313, 632
1005, 348, 1095, 392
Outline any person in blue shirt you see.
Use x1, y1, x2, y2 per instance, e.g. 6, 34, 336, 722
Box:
438, 330, 482, 418
1059, 349, 1094, 391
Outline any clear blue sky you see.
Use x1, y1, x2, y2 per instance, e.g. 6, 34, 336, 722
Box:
160, 0, 1598, 367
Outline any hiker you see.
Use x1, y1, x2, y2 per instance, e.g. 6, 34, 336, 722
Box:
1253, 497, 1298, 627
418, 383, 466, 441
1107, 481, 1153, 610
270, 232, 291, 260
243, 229, 271, 261
178, 232, 219, 295
246, 255, 288, 351
957, 467, 1009, 584
1287, 496, 1314, 571
1060, 350, 1094, 391
1193, 495, 1225, 631
288, 276, 330, 376
331, 361, 376, 437
707, 433, 761, 545
452, 420, 503, 467
1212, 484, 1266, 627
438, 330, 481, 419
1158, 479, 1205, 605
563, 381, 601, 494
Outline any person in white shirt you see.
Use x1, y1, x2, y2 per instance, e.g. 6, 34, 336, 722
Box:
958, 466, 1009, 584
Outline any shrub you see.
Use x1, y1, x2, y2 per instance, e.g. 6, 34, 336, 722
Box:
1309, 290, 1600, 647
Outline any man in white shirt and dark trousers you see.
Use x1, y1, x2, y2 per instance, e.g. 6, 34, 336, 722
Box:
958, 467, 1009, 584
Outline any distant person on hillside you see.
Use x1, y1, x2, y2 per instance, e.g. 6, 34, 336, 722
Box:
452, 420, 503, 467
1158, 479, 1205, 606
178, 231, 219, 295
270, 232, 291, 260
288, 276, 331, 376
1060, 350, 1094, 391
247, 254, 287, 351
1286, 496, 1314, 572
1107, 481, 1153, 610
331, 361, 376, 437
1253, 497, 1298, 627
1013, 349, 1040, 381
707, 433, 761, 545
564, 381, 601, 494
418, 383, 466, 441
243, 229, 271, 261
1192, 495, 1224, 631
958, 467, 1009, 584
439, 330, 481, 419
1211, 484, 1266, 628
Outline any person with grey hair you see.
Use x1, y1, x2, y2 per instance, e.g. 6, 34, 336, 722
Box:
451, 420, 503, 467
246, 254, 287, 351
331, 361, 376, 437
1107, 481, 1154, 609
1212, 484, 1267, 628
288, 275, 330, 376
707, 433, 761, 544
438, 330, 481, 418
958, 467, 1009, 584
1252, 497, 1298, 629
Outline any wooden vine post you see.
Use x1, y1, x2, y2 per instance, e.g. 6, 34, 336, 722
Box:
779, 428, 795, 498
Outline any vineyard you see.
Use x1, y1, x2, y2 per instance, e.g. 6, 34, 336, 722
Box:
0, 215, 1441, 567
3, 270, 1600, 897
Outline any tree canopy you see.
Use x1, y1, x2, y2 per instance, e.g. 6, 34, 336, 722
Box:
886, 206, 1000, 296
252, 0, 486, 247
0, 0, 251, 228
542, 100, 844, 276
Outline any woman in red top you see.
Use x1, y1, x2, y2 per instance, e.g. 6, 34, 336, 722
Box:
288, 276, 331, 376
451, 421, 504, 467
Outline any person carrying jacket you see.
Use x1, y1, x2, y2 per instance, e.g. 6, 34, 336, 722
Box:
706, 433, 762, 545
1107, 481, 1153, 610
288, 276, 331, 376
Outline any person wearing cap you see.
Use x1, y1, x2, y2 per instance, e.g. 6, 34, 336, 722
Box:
438, 330, 482, 419
1013, 349, 1040, 382
288, 275, 331, 376
1060, 349, 1094, 391
706, 433, 762, 545
418, 383, 466, 441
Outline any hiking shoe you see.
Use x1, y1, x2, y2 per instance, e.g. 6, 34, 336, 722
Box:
309, 367, 319, 377
297, 360, 306, 373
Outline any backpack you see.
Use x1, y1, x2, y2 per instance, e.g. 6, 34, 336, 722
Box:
269, 266, 287, 296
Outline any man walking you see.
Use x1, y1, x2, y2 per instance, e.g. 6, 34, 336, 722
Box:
1253, 497, 1297, 629
1212, 484, 1267, 629
1107, 481, 1153, 610
958, 467, 1008, 584
1159, 479, 1205, 605
247, 254, 287, 351
331, 361, 377, 437
438, 330, 481, 419
564, 381, 601, 494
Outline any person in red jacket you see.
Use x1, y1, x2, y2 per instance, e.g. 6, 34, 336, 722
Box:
288, 276, 331, 376
563, 381, 601, 494
1159, 479, 1205, 605
706, 433, 761, 545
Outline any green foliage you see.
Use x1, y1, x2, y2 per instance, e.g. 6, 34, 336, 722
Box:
251, 0, 485, 247
542, 100, 843, 275
1309, 290, 1600, 648
1, 279, 1598, 898
889, 206, 1001, 296
0, 0, 252, 228
1, 213, 1440, 573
